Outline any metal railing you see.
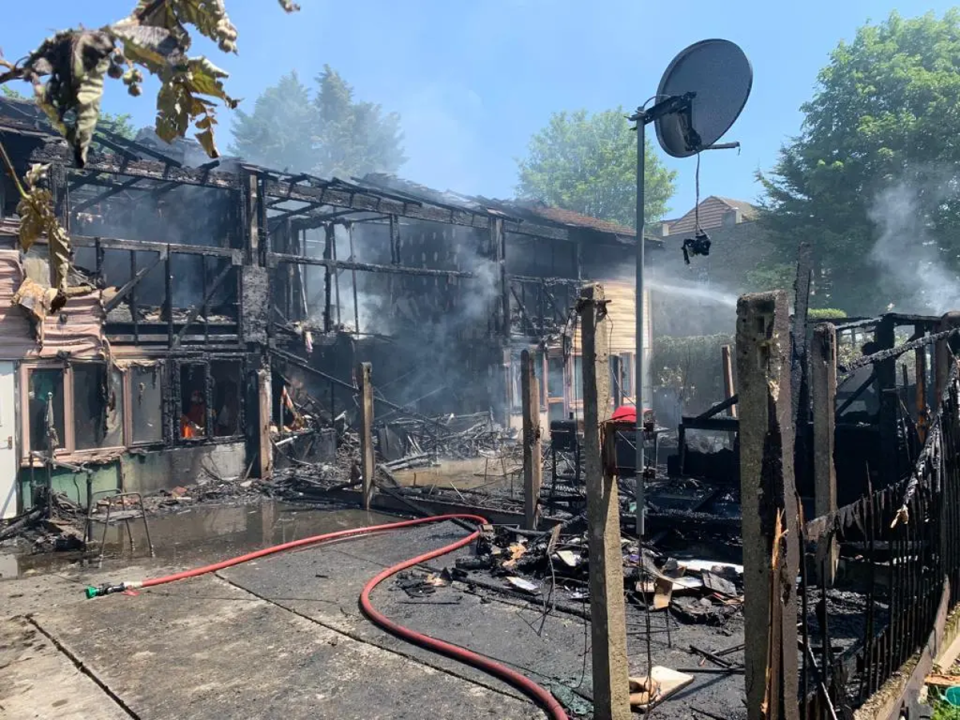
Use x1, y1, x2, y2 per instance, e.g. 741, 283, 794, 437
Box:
800, 357, 960, 716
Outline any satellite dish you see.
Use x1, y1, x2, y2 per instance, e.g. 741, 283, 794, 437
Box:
654, 39, 752, 159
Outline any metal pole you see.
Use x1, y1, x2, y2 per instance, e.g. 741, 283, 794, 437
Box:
635, 113, 646, 538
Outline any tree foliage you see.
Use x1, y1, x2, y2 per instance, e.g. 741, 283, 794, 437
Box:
516, 108, 677, 228
229, 66, 406, 178
758, 10, 960, 313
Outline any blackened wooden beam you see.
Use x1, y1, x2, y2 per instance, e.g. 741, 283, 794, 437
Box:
521, 349, 543, 530
268, 251, 476, 279
680, 415, 739, 432
323, 224, 334, 333
130, 251, 139, 343
492, 218, 509, 338
72, 176, 146, 214
103, 249, 167, 313
30, 144, 235, 189
812, 323, 838, 588
165, 248, 174, 349
72, 234, 240, 260
171, 263, 235, 348
875, 316, 900, 488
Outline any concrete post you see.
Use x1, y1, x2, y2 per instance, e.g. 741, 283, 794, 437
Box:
812, 324, 838, 587
521, 349, 543, 530
578, 283, 631, 720
736, 291, 800, 720
357, 362, 375, 510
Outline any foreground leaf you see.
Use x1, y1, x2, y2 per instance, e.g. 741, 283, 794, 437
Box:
21, 30, 116, 167
16, 164, 71, 310
132, 0, 238, 53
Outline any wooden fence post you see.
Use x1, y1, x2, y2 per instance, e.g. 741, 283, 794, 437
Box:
256, 367, 272, 478
579, 284, 631, 720
736, 291, 800, 720
812, 323, 838, 588
521, 349, 543, 530
357, 362, 375, 510
722, 344, 737, 418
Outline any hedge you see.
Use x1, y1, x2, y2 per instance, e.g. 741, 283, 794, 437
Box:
652, 333, 735, 415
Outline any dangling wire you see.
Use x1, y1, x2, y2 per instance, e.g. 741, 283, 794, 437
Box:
694, 151, 702, 235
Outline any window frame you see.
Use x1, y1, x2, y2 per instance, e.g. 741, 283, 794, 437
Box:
21, 363, 70, 463
128, 361, 166, 448
174, 357, 246, 444
71, 361, 128, 454
20, 361, 132, 464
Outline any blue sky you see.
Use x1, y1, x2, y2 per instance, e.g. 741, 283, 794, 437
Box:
3, 0, 957, 219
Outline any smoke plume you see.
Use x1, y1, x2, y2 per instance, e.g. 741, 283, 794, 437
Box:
869, 176, 960, 315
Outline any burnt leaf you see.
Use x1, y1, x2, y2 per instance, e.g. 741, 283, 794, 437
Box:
132, 0, 238, 54
20, 30, 115, 167
112, 13, 237, 159
153, 58, 237, 158
16, 164, 72, 308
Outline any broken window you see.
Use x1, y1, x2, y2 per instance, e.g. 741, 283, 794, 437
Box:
131, 365, 163, 444
73, 364, 125, 449
211, 360, 241, 437
28, 369, 64, 455
179, 363, 208, 439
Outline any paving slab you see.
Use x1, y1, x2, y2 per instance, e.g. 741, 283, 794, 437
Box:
31, 574, 543, 719
0, 615, 130, 720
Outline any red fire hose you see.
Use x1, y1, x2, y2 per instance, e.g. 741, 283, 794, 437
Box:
85, 514, 568, 720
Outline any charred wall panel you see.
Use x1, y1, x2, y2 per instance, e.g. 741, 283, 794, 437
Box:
241, 266, 270, 345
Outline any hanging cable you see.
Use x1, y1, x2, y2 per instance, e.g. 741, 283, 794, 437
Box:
694, 151, 702, 235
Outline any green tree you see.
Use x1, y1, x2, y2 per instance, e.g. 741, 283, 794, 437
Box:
313, 65, 406, 178
759, 10, 960, 313
229, 71, 316, 171
229, 66, 406, 177
515, 108, 677, 228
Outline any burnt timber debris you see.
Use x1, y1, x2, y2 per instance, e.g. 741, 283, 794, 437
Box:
2, 89, 960, 720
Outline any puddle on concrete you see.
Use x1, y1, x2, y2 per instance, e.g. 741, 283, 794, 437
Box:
1, 501, 399, 580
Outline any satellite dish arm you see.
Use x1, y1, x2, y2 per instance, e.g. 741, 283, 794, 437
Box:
631, 92, 702, 153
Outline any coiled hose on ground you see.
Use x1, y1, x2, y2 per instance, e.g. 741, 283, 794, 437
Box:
85, 513, 569, 720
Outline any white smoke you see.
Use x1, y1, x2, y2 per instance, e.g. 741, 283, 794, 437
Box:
868, 178, 960, 314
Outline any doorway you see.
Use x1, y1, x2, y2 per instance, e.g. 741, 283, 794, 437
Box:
0, 362, 17, 519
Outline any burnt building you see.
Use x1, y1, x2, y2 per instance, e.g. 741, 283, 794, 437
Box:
0, 96, 661, 518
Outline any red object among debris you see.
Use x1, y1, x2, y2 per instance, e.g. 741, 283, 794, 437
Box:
612, 406, 637, 423
611, 406, 653, 424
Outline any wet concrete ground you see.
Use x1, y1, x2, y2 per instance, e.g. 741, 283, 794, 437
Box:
0, 501, 747, 719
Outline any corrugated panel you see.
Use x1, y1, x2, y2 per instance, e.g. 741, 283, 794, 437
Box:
0, 248, 104, 360
34, 291, 104, 358
0, 250, 37, 359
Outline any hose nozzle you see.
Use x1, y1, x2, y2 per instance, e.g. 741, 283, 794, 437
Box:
85, 582, 134, 599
